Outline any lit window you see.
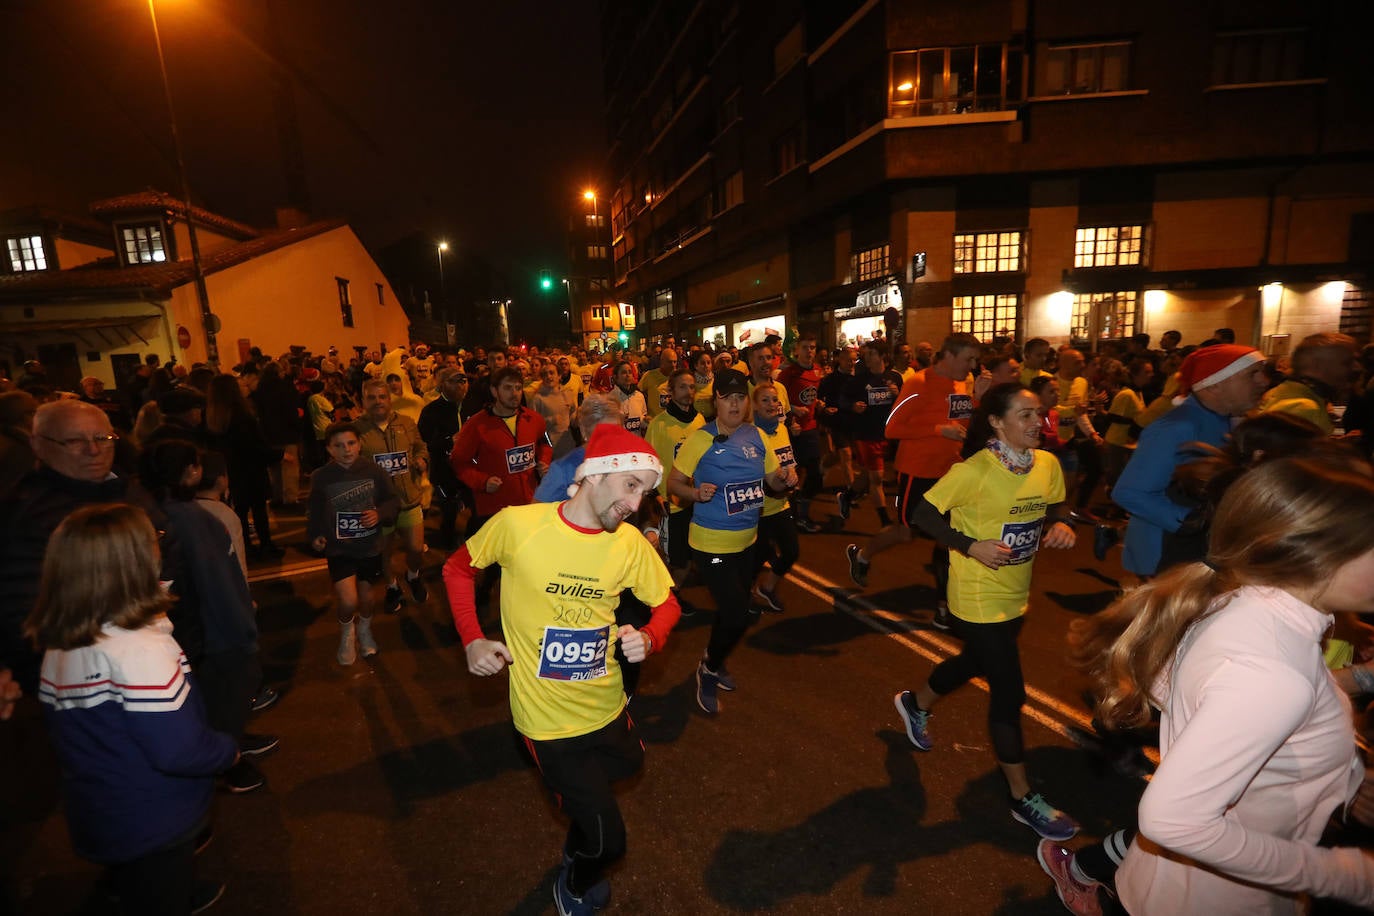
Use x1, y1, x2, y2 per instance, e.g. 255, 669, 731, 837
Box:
853, 244, 890, 282
587, 245, 609, 260
592, 306, 612, 319
953, 231, 1024, 274
584, 214, 605, 228
1074, 225, 1146, 268
952, 294, 1021, 341
1212, 28, 1316, 87
1040, 41, 1132, 95
122, 224, 167, 264
6, 235, 46, 271
890, 45, 1024, 117
1071, 291, 1137, 342
651, 288, 674, 321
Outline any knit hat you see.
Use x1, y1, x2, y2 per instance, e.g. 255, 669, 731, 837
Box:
1177, 344, 1263, 395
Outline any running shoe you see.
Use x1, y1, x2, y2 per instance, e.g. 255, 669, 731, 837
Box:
552, 864, 597, 916
1011, 793, 1079, 841
695, 662, 721, 714
753, 585, 785, 613
836, 489, 853, 521
221, 759, 265, 794
1092, 524, 1119, 562
249, 685, 280, 713
407, 574, 428, 603
932, 602, 953, 631
1036, 840, 1103, 916
893, 690, 932, 751
190, 880, 226, 914
383, 584, 404, 614
846, 544, 870, 587
238, 733, 279, 758
714, 664, 737, 692
796, 516, 823, 534
356, 617, 379, 658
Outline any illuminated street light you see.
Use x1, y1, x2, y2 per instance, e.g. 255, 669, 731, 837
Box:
436, 241, 448, 319
147, 0, 218, 366
583, 189, 596, 201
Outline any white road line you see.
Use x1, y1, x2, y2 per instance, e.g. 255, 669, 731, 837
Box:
246, 559, 327, 583
788, 562, 1130, 751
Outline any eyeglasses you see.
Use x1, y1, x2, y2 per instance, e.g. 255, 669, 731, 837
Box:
40, 433, 120, 451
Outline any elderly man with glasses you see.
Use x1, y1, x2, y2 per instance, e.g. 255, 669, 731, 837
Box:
0, 400, 132, 693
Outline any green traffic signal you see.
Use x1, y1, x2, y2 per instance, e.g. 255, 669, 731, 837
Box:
539, 268, 553, 291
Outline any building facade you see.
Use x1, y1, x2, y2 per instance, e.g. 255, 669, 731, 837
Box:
565, 192, 635, 350
599, 0, 1374, 355
0, 192, 409, 388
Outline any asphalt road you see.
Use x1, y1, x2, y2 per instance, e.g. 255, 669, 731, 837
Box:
0, 493, 1336, 914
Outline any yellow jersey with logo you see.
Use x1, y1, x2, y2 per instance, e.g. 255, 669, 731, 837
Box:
464, 502, 673, 741
923, 448, 1065, 624
645, 409, 706, 511
674, 422, 780, 554
756, 420, 795, 517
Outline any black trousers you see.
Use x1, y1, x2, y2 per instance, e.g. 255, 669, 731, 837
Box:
755, 509, 799, 578
693, 544, 756, 670
792, 429, 824, 501
107, 821, 205, 916
666, 506, 692, 572
196, 648, 260, 741
524, 712, 643, 897
927, 616, 1027, 764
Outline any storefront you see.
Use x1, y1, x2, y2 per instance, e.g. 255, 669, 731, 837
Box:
732, 313, 786, 348
830, 278, 905, 349
683, 294, 788, 352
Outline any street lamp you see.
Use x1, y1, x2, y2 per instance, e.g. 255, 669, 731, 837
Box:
147, 0, 218, 367
436, 241, 448, 319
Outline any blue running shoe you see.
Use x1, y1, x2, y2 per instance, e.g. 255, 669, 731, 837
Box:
893, 690, 932, 751
696, 662, 720, 714
1011, 793, 1079, 842
553, 865, 598, 915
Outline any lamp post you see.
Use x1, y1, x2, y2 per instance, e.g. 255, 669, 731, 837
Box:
583, 189, 610, 346
147, 0, 218, 367
436, 241, 448, 321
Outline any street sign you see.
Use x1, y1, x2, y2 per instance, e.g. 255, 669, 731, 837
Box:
601, 330, 609, 340
176, 325, 191, 348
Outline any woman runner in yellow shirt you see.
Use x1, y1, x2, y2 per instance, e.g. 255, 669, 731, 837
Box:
892, 382, 1081, 842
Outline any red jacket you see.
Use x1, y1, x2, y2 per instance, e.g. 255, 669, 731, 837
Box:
449, 406, 551, 517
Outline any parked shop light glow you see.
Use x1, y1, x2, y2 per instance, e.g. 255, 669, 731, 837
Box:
1144, 289, 1167, 313
1050, 290, 1074, 323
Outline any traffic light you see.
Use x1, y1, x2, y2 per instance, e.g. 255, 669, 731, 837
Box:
618, 331, 629, 345
539, 269, 553, 291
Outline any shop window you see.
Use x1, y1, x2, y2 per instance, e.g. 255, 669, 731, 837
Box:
1071, 291, 1137, 343
889, 44, 1024, 117
953, 231, 1024, 274
1074, 225, 1146, 268
337, 277, 354, 328
952, 294, 1021, 341
1211, 28, 1316, 87
121, 223, 167, 264
852, 244, 890, 282
1039, 41, 1132, 95
5, 234, 46, 271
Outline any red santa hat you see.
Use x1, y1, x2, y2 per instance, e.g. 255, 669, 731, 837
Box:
570, 425, 662, 496
1177, 344, 1263, 395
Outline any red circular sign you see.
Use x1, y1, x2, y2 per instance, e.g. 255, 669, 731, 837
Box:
176, 325, 192, 349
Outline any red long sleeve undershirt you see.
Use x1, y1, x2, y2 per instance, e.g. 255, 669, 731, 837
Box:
441, 544, 682, 654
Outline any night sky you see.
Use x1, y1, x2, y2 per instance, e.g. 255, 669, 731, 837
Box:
1, 0, 607, 289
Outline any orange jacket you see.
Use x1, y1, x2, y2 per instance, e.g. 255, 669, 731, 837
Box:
885, 369, 972, 479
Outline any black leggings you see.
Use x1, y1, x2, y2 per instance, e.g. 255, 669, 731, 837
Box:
108, 830, 200, 916
755, 509, 799, 578
667, 507, 692, 572
927, 616, 1026, 764
693, 545, 756, 671
614, 591, 651, 697
1072, 438, 1102, 509
793, 430, 823, 501
524, 712, 643, 897
232, 494, 274, 549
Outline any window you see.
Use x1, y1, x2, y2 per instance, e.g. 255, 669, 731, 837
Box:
718, 90, 741, 133
587, 245, 609, 259
592, 306, 612, 319
1211, 28, 1317, 87
853, 244, 890, 282
890, 44, 1024, 117
651, 288, 674, 321
336, 277, 353, 328
774, 23, 803, 78
5, 235, 46, 271
122, 224, 167, 264
715, 170, 743, 213
952, 294, 1021, 341
1071, 292, 1137, 342
772, 125, 803, 177
376, 282, 385, 305
584, 213, 605, 228
1040, 41, 1131, 95
953, 231, 1024, 273
1339, 286, 1372, 345
1074, 225, 1146, 268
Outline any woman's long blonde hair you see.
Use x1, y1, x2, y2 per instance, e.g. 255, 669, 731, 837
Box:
1071, 455, 1374, 729
23, 503, 172, 651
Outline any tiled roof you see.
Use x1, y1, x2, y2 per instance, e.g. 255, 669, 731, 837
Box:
0, 220, 349, 301
89, 191, 260, 240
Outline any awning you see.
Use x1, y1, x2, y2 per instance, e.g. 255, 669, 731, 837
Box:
683, 294, 785, 323
0, 313, 163, 347
798, 274, 901, 314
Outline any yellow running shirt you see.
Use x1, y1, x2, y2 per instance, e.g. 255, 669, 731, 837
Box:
463, 502, 674, 741
922, 448, 1065, 624
756, 419, 795, 517
645, 409, 706, 511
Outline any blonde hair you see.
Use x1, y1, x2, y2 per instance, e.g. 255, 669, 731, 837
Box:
1072, 456, 1374, 729
23, 503, 172, 650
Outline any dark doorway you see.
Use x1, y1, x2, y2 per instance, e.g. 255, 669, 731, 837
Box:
36, 342, 80, 391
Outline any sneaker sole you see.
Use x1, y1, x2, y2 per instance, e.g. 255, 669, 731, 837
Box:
191, 882, 226, 915
695, 668, 719, 714
239, 741, 279, 758
893, 692, 932, 751
1011, 808, 1079, 842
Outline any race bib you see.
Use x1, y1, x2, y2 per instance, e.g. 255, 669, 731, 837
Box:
724, 479, 765, 515
774, 445, 796, 468
373, 450, 409, 476
999, 519, 1043, 565
947, 393, 973, 420
537, 626, 611, 681
624, 416, 644, 434
867, 386, 894, 406
505, 443, 535, 474
335, 511, 372, 540
659, 392, 671, 408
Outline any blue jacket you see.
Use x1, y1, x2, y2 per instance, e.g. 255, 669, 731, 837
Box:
1113, 396, 1232, 575
39, 618, 236, 864
534, 446, 584, 503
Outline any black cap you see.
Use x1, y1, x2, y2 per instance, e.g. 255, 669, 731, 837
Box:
713, 368, 749, 398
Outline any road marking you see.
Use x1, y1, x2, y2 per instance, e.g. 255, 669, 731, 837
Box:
787, 563, 1151, 761
247, 559, 327, 583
